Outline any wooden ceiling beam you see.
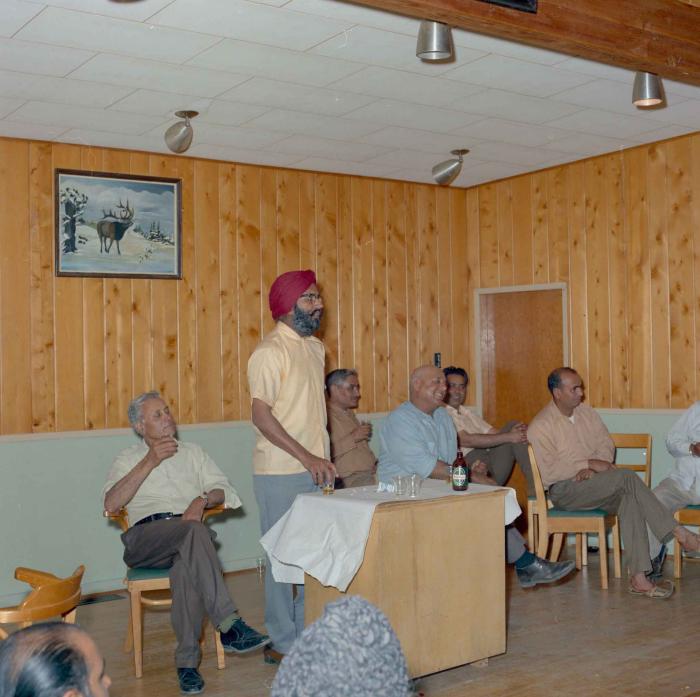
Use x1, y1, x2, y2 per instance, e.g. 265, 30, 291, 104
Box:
349, 0, 700, 86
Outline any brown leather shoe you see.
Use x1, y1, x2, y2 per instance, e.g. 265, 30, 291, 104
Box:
263, 646, 285, 665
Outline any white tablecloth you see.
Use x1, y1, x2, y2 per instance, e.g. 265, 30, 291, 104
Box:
260, 479, 522, 592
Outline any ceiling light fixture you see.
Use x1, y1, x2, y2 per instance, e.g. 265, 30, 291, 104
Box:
632, 71, 664, 107
416, 20, 454, 61
432, 149, 469, 186
164, 110, 198, 154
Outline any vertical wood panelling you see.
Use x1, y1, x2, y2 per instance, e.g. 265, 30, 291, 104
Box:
4, 132, 700, 435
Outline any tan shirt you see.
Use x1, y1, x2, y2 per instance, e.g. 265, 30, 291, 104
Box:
102, 441, 242, 527
327, 403, 377, 478
248, 321, 329, 475
528, 401, 615, 487
444, 404, 492, 455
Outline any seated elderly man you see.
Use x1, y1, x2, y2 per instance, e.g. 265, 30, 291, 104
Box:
443, 365, 533, 493
528, 367, 700, 599
0, 622, 111, 697
326, 369, 377, 488
377, 365, 575, 589
103, 391, 269, 695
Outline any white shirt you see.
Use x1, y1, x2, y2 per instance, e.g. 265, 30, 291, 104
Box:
666, 401, 700, 494
102, 440, 242, 526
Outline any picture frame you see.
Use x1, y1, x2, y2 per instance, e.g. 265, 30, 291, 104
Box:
55, 169, 182, 279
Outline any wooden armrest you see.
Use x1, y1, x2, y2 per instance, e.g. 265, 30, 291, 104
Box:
104, 508, 129, 532
15, 567, 58, 588
203, 504, 226, 521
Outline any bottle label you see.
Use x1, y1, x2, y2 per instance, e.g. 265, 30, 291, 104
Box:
453, 468, 467, 486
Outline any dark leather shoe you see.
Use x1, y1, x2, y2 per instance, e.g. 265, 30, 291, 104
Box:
647, 544, 667, 580
516, 557, 576, 588
220, 618, 270, 654
263, 645, 285, 665
177, 668, 204, 695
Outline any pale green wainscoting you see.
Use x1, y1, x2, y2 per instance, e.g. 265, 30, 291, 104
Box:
0, 408, 688, 603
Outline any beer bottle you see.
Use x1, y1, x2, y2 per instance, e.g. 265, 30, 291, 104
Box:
452, 450, 468, 491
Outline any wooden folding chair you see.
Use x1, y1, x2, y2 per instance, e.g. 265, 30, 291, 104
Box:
674, 505, 700, 578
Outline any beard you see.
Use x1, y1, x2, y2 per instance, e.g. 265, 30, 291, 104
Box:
292, 304, 323, 336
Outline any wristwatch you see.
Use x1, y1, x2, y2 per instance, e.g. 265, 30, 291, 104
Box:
199, 493, 209, 506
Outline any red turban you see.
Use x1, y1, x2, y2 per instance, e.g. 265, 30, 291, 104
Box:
269, 270, 317, 320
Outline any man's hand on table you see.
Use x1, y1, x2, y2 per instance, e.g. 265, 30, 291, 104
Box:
302, 454, 337, 485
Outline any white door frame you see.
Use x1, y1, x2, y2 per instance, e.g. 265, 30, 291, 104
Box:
474, 283, 569, 418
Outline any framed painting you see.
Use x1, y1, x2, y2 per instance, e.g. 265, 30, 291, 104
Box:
55, 169, 182, 278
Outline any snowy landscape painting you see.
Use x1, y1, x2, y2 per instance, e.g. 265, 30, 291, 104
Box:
55, 170, 181, 278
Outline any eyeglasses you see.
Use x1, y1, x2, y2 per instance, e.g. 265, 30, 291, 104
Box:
299, 292, 323, 303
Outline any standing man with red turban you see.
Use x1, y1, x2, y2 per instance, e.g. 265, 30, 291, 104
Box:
248, 270, 336, 664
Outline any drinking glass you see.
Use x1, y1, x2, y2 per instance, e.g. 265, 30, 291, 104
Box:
408, 473, 422, 498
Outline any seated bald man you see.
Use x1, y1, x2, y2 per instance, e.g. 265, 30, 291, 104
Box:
377, 365, 575, 589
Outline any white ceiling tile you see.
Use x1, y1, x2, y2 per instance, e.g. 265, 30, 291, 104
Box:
0, 36, 93, 76
0, 70, 133, 108
448, 88, 582, 123
187, 143, 302, 167
330, 66, 484, 108
452, 161, 532, 187
310, 26, 486, 77
291, 156, 400, 178
284, 0, 419, 35
626, 125, 696, 144
16, 6, 220, 63
0, 119, 69, 140
37, 0, 175, 21
109, 90, 211, 117
545, 108, 667, 138
664, 78, 700, 99
443, 54, 594, 97
188, 123, 287, 149
542, 133, 640, 156
188, 39, 363, 88
451, 30, 567, 66
273, 135, 391, 162
245, 109, 381, 140
344, 98, 482, 133
0, 95, 25, 117
218, 78, 376, 116
7, 100, 166, 135
151, 0, 351, 52
633, 98, 700, 128
71, 54, 249, 98
358, 126, 479, 154
363, 149, 444, 170
468, 141, 566, 166
553, 57, 635, 84
452, 118, 570, 147
56, 127, 170, 153
194, 100, 270, 127
552, 78, 689, 116
0, 1, 44, 38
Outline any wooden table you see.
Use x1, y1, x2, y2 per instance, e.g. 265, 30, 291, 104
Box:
305, 488, 507, 678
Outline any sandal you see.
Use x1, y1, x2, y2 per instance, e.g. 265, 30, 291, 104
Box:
628, 580, 674, 599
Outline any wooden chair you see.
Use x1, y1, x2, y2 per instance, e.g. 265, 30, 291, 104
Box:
674, 505, 700, 578
528, 445, 621, 589
104, 508, 226, 678
0, 566, 84, 639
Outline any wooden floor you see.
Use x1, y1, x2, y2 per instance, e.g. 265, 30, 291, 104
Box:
72, 553, 700, 697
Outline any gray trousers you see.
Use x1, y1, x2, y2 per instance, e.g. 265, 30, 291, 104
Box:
122, 519, 236, 668
254, 472, 316, 654
549, 469, 677, 575
648, 477, 700, 559
465, 421, 534, 496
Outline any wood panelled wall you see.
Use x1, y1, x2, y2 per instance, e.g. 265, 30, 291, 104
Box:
1, 133, 699, 435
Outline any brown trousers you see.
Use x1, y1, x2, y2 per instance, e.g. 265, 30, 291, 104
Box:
122, 518, 236, 668
549, 469, 677, 575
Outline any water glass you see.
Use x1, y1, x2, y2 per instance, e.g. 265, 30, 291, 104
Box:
392, 475, 407, 497
321, 477, 335, 495
408, 473, 422, 498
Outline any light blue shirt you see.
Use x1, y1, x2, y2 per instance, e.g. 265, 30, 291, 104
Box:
377, 402, 457, 482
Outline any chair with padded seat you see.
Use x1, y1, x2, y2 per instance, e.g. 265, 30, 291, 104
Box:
0, 565, 84, 639
528, 445, 621, 589
104, 507, 226, 678
674, 505, 700, 578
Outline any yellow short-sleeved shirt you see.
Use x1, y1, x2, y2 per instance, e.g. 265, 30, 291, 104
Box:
247, 321, 329, 475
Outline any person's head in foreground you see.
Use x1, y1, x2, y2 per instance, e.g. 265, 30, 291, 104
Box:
271, 595, 411, 697
269, 269, 323, 337
0, 623, 111, 697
